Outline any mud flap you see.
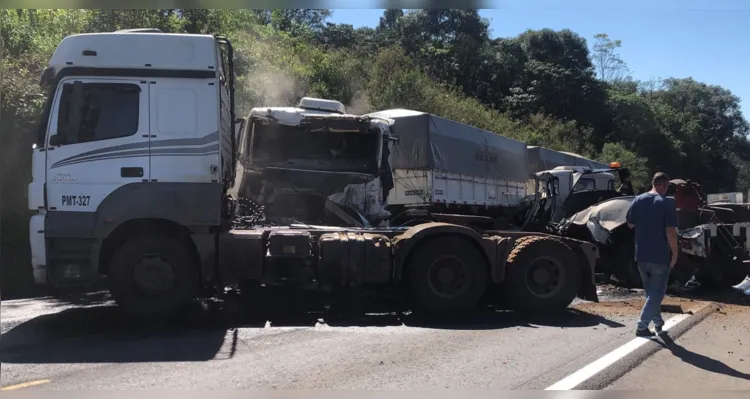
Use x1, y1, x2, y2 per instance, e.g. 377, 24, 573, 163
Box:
576, 242, 600, 302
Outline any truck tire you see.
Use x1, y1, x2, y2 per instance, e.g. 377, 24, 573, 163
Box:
408, 236, 488, 319
504, 236, 581, 312
107, 235, 199, 318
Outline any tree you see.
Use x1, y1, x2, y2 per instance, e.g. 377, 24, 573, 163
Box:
374, 9, 403, 47
269, 9, 332, 37
650, 77, 750, 192
598, 143, 650, 191
318, 22, 356, 48
377, 9, 403, 31
591, 33, 629, 82
500, 29, 610, 149
397, 9, 490, 96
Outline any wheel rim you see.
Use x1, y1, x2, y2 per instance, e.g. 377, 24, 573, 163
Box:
132, 253, 177, 294
427, 255, 471, 299
524, 256, 566, 299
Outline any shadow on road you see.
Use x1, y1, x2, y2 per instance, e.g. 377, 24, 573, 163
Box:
670, 285, 750, 307
397, 306, 626, 330
0, 296, 626, 365
659, 334, 750, 380
0, 290, 112, 312
0, 303, 234, 364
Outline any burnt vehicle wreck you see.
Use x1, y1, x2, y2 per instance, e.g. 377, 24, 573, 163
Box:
518, 164, 634, 233
217, 98, 602, 319
229, 98, 396, 228
557, 178, 750, 289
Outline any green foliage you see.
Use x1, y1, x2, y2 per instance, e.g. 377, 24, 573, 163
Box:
598, 143, 650, 191
2, 8, 750, 297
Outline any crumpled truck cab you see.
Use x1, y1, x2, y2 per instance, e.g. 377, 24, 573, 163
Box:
229, 97, 396, 226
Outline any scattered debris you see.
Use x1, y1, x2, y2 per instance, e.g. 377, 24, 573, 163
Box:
231, 197, 269, 229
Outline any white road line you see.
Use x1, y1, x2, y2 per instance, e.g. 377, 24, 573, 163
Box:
545, 313, 691, 390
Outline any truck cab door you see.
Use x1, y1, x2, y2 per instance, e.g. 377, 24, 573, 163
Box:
148, 78, 218, 184
44, 78, 150, 216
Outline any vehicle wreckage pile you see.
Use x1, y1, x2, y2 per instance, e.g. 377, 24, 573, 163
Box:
543, 173, 750, 291
34, 31, 743, 321
231, 97, 749, 294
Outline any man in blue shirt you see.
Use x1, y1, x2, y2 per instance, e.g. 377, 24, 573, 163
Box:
626, 172, 679, 337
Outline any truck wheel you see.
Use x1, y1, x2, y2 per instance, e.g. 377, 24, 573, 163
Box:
107, 235, 199, 318
504, 236, 581, 312
408, 236, 488, 319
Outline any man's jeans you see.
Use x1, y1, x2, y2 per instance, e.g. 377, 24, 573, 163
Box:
637, 261, 671, 331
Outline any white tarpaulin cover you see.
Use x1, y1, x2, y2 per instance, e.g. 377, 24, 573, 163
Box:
365, 109, 530, 182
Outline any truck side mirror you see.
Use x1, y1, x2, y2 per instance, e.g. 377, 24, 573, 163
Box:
234, 117, 246, 136
49, 134, 65, 146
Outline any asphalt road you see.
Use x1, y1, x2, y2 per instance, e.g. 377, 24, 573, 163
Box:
0, 287, 736, 390
606, 302, 750, 390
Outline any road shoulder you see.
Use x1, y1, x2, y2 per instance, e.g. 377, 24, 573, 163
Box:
606, 303, 750, 390
547, 298, 719, 390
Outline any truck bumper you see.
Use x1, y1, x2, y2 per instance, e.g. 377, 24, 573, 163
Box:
32, 212, 101, 287
576, 241, 600, 302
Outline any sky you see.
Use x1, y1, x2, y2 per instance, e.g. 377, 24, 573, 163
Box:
327, 0, 750, 118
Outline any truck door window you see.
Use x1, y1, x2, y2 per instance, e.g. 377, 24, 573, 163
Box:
573, 177, 596, 192
57, 83, 140, 144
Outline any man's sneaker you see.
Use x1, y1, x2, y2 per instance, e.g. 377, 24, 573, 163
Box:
654, 325, 666, 335
636, 328, 655, 337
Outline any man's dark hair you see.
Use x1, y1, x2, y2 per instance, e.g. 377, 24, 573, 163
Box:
652, 172, 670, 187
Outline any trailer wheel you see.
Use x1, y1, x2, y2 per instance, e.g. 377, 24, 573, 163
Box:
108, 235, 199, 318
504, 236, 581, 312
408, 236, 488, 318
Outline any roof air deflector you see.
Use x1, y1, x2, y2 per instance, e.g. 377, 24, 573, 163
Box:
116, 28, 163, 34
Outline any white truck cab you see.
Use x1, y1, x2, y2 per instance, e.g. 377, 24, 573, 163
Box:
520, 164, 623, 229
546, 166, 616, 196
230, 97, 396, 225
28, 29, 239, 300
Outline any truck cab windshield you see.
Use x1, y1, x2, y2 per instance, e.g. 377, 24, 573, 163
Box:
250, 122, 380, 174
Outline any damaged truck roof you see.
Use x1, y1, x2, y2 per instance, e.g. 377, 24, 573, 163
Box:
249, 106, 394, 132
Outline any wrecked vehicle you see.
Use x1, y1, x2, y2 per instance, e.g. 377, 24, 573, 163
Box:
558, 178, 750, 289
229, 97, 397, 227
665, 179, 750, 288
27, 27, 605, 320
518, 163, 634, 232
